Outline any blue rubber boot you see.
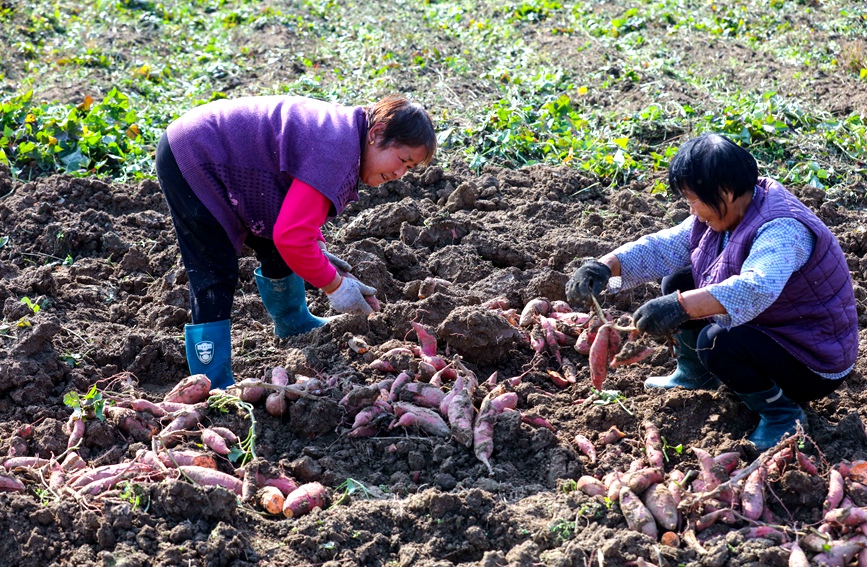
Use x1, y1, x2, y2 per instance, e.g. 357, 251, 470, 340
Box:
737, 385, 806, 451
254, 268, 331, 337
644, 328, 720, 390
185, 319, 234, 389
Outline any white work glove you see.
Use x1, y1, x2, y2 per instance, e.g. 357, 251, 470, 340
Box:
326, 277, 376, 315
318, 243, 352, 272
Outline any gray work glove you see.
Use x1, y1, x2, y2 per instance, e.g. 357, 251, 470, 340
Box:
326, 277, 376, 315
320, 247, 352, 272
632, 292, 691, 337
565, 258, 612, 305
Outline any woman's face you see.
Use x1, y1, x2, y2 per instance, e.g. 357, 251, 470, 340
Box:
360, 124, 427, 186
682, 189, 734, 232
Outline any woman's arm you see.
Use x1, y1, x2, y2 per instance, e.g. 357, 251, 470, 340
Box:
273, 179, 338, 289
604, 216, 694, 290
692, 218, 815, 326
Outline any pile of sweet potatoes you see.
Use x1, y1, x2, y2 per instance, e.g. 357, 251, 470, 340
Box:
570, 422, 867, 565
0, 374, 328, 519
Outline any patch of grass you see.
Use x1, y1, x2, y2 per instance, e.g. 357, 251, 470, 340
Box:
0, 0, 863, 196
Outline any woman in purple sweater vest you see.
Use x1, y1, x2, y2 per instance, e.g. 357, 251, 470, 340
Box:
156, 94, 436, 389
566, 134, 857, 451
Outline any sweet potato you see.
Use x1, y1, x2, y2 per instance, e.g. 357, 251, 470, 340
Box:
126, 399, 167, 417
61, 451, 86, 471
520, 414, 554, 431
258, 472, 299, 496
824, 469, 845, 513
573, 434, 597, 463
788, 540, 810, 567
576, 475, 606, 497
589, 324, 612, 389
642, 482, 678, 531
160, 407, 205, 443
439, 374, 465, 416
351, 400, 391, 431
399, 382, 447, 409
411, 321, 439, 358
473, 388, 515, 475
549, 310, 592, 326
824, 506, 867, 526
67, 415, 85, 449
811, 538, 866, 567
643, 422, 664, 469
625, 468, 664, 495
259, 485, 285, 515
201, 427, 231, 456
538, 316, 562, 364
283, 482, 328, 518
179, 465, 243, 495
158, 449, 217, 469
796, 450, 818, 476
600, 425, 626, 446
164, 374, 211, 404
0, 473, 26, 492
447, 388, 475, 448
713, 451, 741, 474
266, 391, 288, 417
660, 531, 680, 548
695, 509, 736, 532
546, 370, 570, 389
390, 402, 450, 437
620, 486, 658, 539
740, 526, 787, 543
2, 456, 50, 469
610, 343, 653, 368
519, 297, 550, 327
339, 383, 382, 417
741, 465, 766, 521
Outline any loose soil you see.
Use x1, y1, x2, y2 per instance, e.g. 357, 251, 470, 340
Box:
2, 152, 867, 567
3, 5, 867, 567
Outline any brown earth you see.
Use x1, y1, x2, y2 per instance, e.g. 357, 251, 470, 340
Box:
2, 151, 867, 567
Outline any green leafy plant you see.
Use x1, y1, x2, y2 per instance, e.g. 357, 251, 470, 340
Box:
20, 296, 41, 315
63, 384, 106, 422
660, 436, 683, 463
333, 477, 373, 506
119, 481, 150, 511
549, 518, 576, 541
590, 388, 634, 416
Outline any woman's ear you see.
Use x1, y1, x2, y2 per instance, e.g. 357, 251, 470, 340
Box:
367, 122, 386, 146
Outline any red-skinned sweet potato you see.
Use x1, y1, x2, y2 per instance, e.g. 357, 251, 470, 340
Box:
283, 482, 329, 518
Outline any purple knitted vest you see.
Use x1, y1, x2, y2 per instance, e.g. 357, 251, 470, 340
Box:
689, 177, 857, 373
167, 96, 367, 253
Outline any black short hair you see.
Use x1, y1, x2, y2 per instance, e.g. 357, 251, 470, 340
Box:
367, 95, 437, 166
668, 133, 759, 216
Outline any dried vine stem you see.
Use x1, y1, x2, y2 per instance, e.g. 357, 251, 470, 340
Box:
682, 426, 802, 510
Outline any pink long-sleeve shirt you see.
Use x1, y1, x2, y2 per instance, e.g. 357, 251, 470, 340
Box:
273, 178, 337, 289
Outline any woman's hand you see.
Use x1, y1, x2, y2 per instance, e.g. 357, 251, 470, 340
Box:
566, 258, 612, 305
326, 277, 377, 315
633, 292, 691, 337
318, 242, 352, 272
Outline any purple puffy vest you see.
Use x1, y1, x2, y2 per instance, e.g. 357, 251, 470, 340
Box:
690, 177, 857, 374
167, 96, 367, 254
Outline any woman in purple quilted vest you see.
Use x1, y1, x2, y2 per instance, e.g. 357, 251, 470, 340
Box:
156, 94, 436, 389
566, 133, 857, 451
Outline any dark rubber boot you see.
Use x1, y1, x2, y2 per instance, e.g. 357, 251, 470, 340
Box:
185, 319, 234, 389
737, 385, 807, 451
254, 268, 331, 337
644, 328, 720, 390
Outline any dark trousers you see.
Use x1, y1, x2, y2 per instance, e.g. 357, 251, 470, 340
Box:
662, 267, 845, 402
155, 133, 291, 324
